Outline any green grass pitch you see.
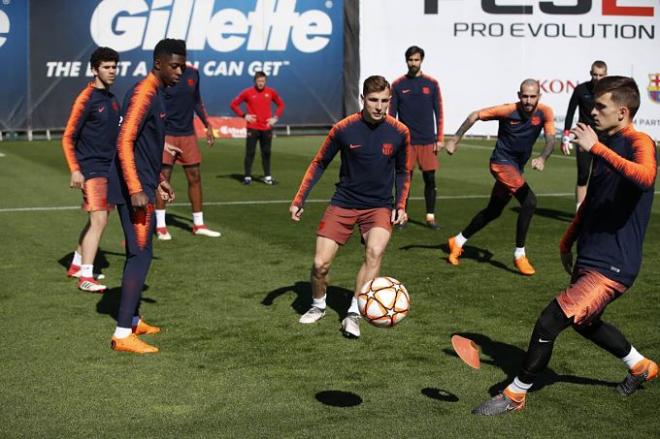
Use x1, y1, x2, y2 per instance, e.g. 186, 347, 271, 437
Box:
0, 137, 658, 437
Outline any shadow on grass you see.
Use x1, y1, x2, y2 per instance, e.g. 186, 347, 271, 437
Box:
164, 212, 193, 233
262, 281, 353, 321
403, 218, 441, 231
443, 332, 617, 396
315, 390, 363, 407
399, 243, 519, 275
421, 388, 459, 402
96, 285, 156, 321
510, 206, 574, 223
216, 173, 246, 184
58, 249, 123, 273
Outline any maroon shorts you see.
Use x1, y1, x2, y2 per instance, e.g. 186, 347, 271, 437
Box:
490, 162, 526, 195
317, 205, 392, 245
82, 177, 111, 212
409, 143, 438, 171
162, 135, 201, 166
556, 269, 626, 325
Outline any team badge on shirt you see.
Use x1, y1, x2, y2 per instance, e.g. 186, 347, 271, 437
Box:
649, 73, 660, 104
187, 78, 195, 87
422, 87, 431, 95
531, 116, 541, 126
382, 143, 393, 156
112, 101, 119, 112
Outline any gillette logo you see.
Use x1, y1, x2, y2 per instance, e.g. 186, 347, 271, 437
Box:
90, 0, 334, 53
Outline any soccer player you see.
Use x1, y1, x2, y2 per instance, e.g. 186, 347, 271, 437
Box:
62, 47, 120, 293
389, 45, 444, 229
290, 75, 411, 339
472, 76, 657, 416
563, 60, 608, 210
444, 79, 556, 276
230, 71, 285, 185
154, 40, 220, 241
106, 39, 182, 354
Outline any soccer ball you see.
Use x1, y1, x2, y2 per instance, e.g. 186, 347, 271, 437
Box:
357, 277, 410, 327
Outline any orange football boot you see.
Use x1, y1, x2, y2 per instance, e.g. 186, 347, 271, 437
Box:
514, 256, 536, 276
132, 318, 161, 335
111, 334, 159, 354
447, 237, 463, 266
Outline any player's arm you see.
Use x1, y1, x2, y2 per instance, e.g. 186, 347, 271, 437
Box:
531, 106, 557, 171
192, 71, 215, 146
230, 90, 249, 118
563, 89, 579, 132
433, 81, 445, 149
572, 123, 657, 190
268, 89, 285, 127
289, 130, 341, 221
62, 87, 93, 188
444, 110, 480, 155
393, 129, 412, 225
559, 201, 586, 274
116, 88, 153, 208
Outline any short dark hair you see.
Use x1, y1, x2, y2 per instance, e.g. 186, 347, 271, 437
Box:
591, 60, 607, 71
405, 45, 424, 60
362, 75, 390, 96
594, 76, 640, 118
90, 47, 119, 70
254, 71, 267, 80
153, 38, 186, 62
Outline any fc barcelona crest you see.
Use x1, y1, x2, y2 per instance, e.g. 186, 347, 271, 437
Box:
648, 74, 660, 104
422, 86, 431, 95
382, 143, 394, 156
531, 116, 541, 126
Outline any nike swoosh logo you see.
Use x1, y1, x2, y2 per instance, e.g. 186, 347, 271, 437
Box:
349, 144, 361, 149
98, 106, 105, 113
538, 338, 552, 343
510, 121, 520, 125
401, 89, 411, 94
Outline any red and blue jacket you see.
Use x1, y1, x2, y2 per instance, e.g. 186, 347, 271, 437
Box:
292, 113, 412, 210
62, 83, 120, 178
108, 72, 166, 204
389, 73, 444, 145
560, 125, 656, 286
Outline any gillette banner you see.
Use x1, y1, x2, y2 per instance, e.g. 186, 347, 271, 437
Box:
0, 0, 28, 130
26, 0, 343, 130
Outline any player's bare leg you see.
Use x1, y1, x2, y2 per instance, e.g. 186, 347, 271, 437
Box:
185, 165, 220, 237
343, 227, 391, 338
299, 236, 339, 324
155, 165, 173, 240
78, 210, 108, 292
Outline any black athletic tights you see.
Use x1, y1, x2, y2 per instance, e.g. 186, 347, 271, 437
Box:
462, 182, 537, 248
517, 299, 631, 384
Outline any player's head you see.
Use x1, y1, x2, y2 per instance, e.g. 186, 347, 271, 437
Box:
90, 47, 119, 88
590, 60, 607, 83
254, 71, 267, 90
517, 79, 541, 115
361, 75, 391, 123
153, 38, 186, 86
405, 45, 424, 77
591, 76, 640, 133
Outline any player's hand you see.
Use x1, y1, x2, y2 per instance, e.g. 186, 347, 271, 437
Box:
444, 139, 458, 155
289, 205, 303, 222
560, 251, 573, 275
245, 114, 257, 123
531, 156, 545, 171
267, 117, 278, 127
560, 130, 574, 156
434, 141, 444, 154
69, 170, 85, 189
205, 126, 216, 147
130, 191, 149, 209
391, 208, 408, 225
158, 180, 175, 203
571, 123, 598, 153
164, 142, 183, 157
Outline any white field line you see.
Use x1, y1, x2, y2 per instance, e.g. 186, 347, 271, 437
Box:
0, 152, 5, 157
0, 193, 579, 213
